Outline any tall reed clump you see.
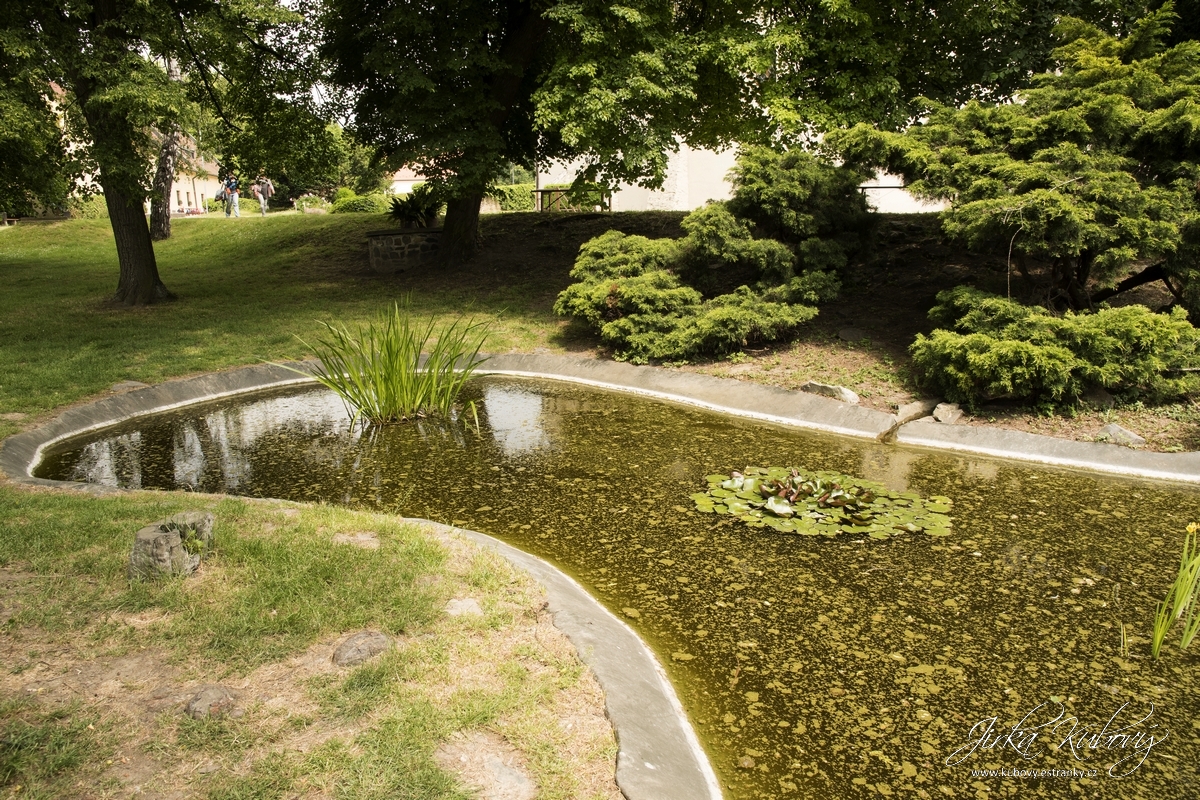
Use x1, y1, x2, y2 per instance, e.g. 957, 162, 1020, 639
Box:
293, 303, 490, 425
1151, 522, 1200, 660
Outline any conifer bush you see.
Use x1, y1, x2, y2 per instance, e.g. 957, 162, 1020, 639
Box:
554, 149, 865, 361
911, 287, 1200, 407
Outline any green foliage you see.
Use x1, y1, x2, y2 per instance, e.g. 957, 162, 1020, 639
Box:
694, 467, 954, 539
330, 193, 389, 214
332, 187, 356, 204
486, 184, 535, 212
67, 195, 109, 220
832, 6, 1200, 312
293, 194, 331, 213
727, 147, 875, 272
1152, 522, 1200, 659
910, 287, 1200, 406
554, 148, 854, 360
0, 71, 74, 217
388, 184, 443, 228
292, 303, 491, 425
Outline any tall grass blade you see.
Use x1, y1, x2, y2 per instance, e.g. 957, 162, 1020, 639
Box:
281, 302, 490, 425
1151, 523, 1200, 659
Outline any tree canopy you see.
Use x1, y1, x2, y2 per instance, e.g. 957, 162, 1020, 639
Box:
832, 4, 1200, 314
1, 0, 327, 303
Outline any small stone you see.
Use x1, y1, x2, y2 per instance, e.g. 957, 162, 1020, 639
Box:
837, 327, 867, 342
1097, 423, 1145, 447
800, 381, 860, 405
197, 761, 220, 774
738, 756, 756, 769
895, 399, 939, 425
185, 685, 236, 719
933, 403, 964, 424
332, 631, 392, 666
110, 380, 149, 392
445, 597, 484, 617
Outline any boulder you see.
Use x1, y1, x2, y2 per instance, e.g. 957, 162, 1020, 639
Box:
895, 399, 939, 425
186, 685, 237, 719
1097, 423, 1145, 447
128, 512, 214, 580
800, 381, 860, 405
933, 403, 965, 424
333, 631, 392, 666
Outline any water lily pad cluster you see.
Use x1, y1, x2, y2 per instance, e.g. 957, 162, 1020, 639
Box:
692, 467, 953, 539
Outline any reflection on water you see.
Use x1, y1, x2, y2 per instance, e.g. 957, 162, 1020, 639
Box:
37, 378, 1200, 799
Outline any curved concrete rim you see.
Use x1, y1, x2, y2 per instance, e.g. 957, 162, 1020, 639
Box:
6, 353, 1197, 488
410, 519, 722, 800
2, 354, 1199, 795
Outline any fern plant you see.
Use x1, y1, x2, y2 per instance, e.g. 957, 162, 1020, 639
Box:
388, 184, 442, 228
290, 303, 489, 425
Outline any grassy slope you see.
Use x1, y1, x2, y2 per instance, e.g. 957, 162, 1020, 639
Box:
0, 215, 549, 439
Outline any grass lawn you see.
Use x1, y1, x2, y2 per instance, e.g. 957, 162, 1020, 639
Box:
0, 213, 632, 798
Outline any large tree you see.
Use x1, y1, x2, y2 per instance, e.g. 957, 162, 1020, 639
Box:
317, 0, 1153, 265
832, 5, 1200, 314
1, 1, 315, 304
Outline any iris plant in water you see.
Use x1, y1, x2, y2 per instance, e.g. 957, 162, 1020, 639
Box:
1152, 522, 1200, 659
289, 302, 490, 426
693, 466, 953, 539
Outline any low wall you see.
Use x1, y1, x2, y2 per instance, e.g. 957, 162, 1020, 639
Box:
367, 228, 442, 273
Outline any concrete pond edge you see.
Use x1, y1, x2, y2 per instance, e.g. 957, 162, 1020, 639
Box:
2, 353, 1200, 798
409, 519, 722, 800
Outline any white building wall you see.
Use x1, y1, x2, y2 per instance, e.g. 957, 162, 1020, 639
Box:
539, 150, 944, 214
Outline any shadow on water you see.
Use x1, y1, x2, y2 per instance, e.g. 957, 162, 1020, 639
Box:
37, 377, 1200, 799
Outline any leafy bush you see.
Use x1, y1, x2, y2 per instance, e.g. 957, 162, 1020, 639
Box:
388, 184, 442, 228
910, 287, 1200, 407
67, 194, 108, 219
728, 146, 875, 272
290, 303, 490, 425
294, 194, 331, 213
332, 187, 357, 204
331, 193, 388, 214
486, 183, 535, 211
553, 223, 837, 361
554, 148, 859, 361
204, 197, 225, 213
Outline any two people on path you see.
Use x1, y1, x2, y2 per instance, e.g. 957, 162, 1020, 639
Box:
250, 175, 274, 216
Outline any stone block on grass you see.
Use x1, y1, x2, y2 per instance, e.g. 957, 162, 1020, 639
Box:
128, 511, 214, 580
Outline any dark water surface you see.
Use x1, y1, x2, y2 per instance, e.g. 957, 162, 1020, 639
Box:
37, 377, 1200, 798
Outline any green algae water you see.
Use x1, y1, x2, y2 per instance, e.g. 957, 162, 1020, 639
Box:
36, 377, 1200, 799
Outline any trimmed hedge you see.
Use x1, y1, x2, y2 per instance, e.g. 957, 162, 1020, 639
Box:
330, 193, 388, 214
911, 287, 1200, 407
487, 184, 535, 211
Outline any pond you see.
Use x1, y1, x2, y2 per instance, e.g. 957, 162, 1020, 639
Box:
36, 377, 1200, 799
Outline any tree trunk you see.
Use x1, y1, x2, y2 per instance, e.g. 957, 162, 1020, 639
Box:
439, 193, 484, 266
149, 126, 180, 241
105, 185, 175, 305
1091, 263, 1166, 304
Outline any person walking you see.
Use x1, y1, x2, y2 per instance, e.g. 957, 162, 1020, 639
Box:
253, 174, 274, 216
224, 173, 240, 218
